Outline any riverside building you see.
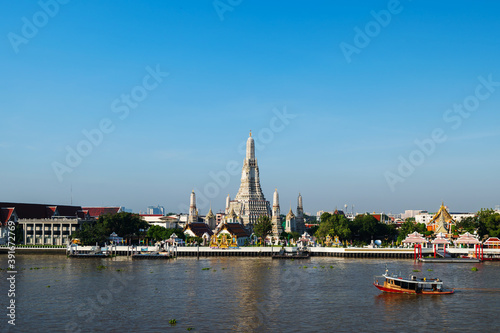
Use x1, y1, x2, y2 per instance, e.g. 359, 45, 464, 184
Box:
0, 202, 92, 245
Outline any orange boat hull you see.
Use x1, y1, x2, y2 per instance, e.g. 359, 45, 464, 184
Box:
373, 282, 454, 295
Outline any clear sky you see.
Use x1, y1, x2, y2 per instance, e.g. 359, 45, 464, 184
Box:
1, 1, 500, 215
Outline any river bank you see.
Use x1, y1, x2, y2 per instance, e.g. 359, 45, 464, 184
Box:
3, 245, 499, 258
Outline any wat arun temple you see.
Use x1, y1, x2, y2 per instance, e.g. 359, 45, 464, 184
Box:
187, 132, 305, 236
224, 132, 305, 235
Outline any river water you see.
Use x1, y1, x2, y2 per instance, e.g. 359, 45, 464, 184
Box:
2, 255, 499, 332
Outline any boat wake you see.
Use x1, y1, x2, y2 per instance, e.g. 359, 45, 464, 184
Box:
454, 288, 500, 293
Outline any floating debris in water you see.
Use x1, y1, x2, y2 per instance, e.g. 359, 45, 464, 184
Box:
471, 267, 479, 271
96, 265, 107, 271
169, 319, 177, 325
427, 269, 433, 271
202, 267, 210, 271
413, 269, 420, 272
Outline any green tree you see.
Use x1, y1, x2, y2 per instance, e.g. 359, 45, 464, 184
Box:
146, 225, 169, 241
477, 209, 500, 238
397, 221, 427, 243
315, 213, 352, 241
351, 214, 378, 242
351, 214, 397, 244
72, 212, 150, 245
15, 223, 24, 245
254, 215, 272, 243
290, 231, 301, 240
453, 216, 478, 235
99, 212, 149, 238
72, 222, 107, 245
165, 228, 185, 240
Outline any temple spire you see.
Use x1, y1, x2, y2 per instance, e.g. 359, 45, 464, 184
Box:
188, 190, 198, 223
231, 132, 271, 225
272, 188, 280, 215
246, 131, 255, 160
271, 188, 283, 236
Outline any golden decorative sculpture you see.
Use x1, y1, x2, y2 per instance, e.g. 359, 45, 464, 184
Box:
325, 235, 332, 247
230, 235, 238, 247
210, 234, 218, 248
219, 234, 228, 249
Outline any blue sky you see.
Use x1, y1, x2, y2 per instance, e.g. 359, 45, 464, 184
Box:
1, 1, 500, 215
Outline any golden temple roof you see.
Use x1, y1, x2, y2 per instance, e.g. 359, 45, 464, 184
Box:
429, 202, 454, 225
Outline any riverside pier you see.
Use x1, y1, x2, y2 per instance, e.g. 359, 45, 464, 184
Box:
3, 245, 498, 259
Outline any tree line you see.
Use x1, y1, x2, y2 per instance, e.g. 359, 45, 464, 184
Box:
315, 212, 397, 246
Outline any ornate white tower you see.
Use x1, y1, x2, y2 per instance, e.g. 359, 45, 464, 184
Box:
205, 205, 216, 230
271, 188, 283, 236
227, 131, 271, 225
286, 207, 296, 233
188, 190, 198, 223
296, 193, 305, 233
225, 194, 231, 213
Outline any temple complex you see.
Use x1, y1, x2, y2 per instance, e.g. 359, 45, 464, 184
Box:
186, 132, 306, 238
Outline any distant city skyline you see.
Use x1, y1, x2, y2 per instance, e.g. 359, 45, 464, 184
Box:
2, 1, 500, 215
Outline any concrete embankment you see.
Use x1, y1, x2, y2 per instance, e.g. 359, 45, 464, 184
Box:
1, 246, 420, 258
0, 247, 66, 254
4, 246, 495, 259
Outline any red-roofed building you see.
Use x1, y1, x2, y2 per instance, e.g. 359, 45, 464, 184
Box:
484, 237, 500, 249
217, 223, 250, 246
82, 207, 122, 219
1, 207, 16, 245
372, 213, 391, 224
184, 222, 214, 239
0, 202, 92, 245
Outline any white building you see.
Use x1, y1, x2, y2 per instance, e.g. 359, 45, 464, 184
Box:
141, 214, 178, 229
415, 211, 475, 225
1, 202, 92, 246
402, 210, 425, 220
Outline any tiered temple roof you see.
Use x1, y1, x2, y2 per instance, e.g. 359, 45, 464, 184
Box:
428, 202, 455, 234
